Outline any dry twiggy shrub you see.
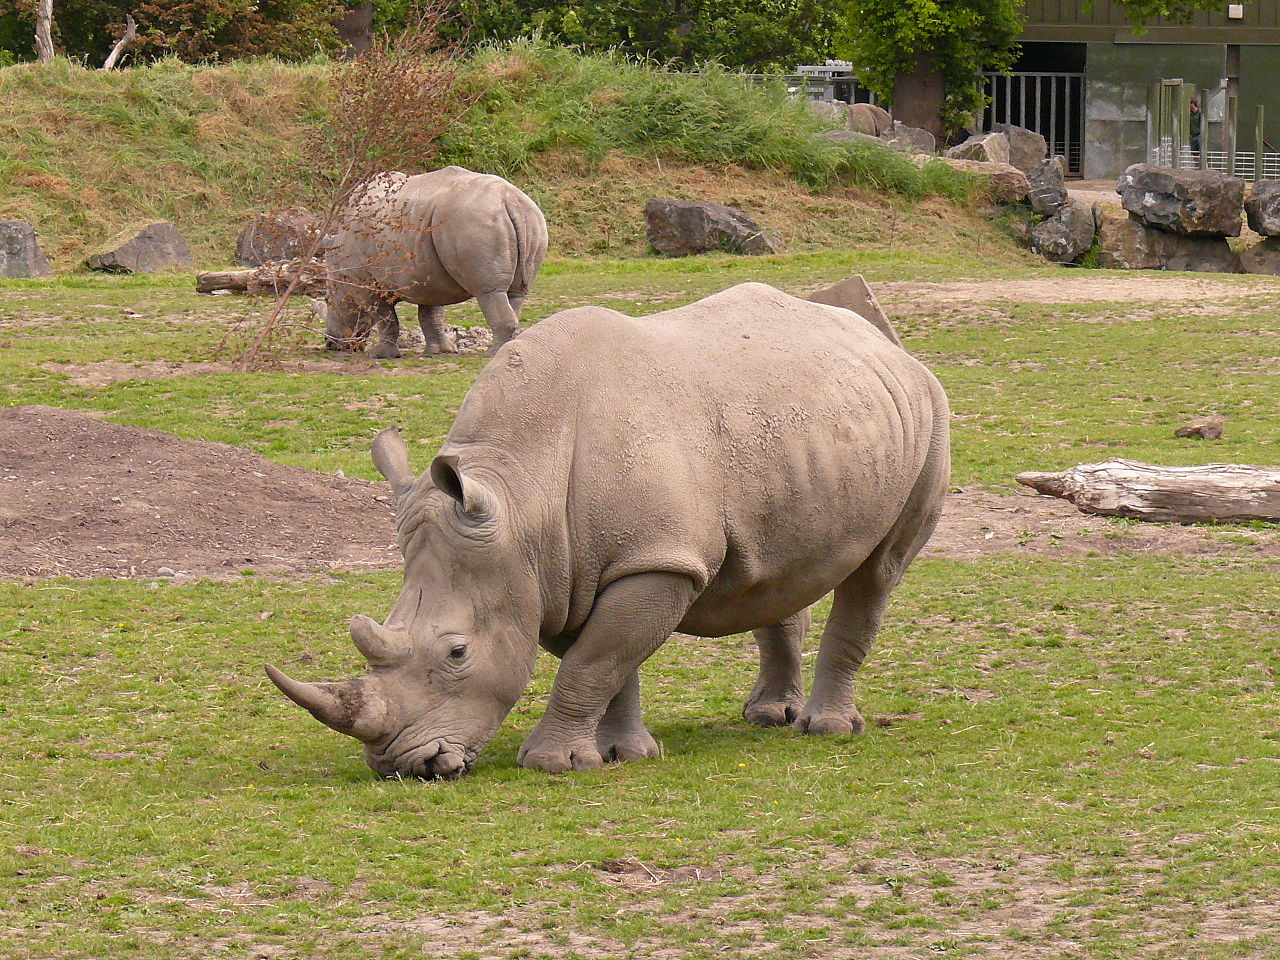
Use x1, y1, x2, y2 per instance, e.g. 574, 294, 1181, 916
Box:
237, 0, 477, 367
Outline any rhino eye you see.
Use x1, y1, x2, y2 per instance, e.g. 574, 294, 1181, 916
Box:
448, 644, 467, 660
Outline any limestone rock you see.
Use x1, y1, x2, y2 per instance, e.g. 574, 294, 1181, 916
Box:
807, 99, 848, 122
643, 198, 782, 257
1026, 157, 1069, 216
990, 123, 1048, 175
820, 130, 889, 148
879, 121, 935, 155
941, 158, 1029, 203
1239, 236, 1280, 275
1244, 180, 1280, 236
0, 220, 53, 278
1116, 164, 1245, 237
1097, 217, 1242, 272
86, 222, 194, 274
236, 207, 321, 266
946, 132, 1011, 166
1030, 200, 1095, 263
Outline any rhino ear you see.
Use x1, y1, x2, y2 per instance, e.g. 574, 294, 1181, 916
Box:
430, 454, 499, 525
371, 427, 414, 502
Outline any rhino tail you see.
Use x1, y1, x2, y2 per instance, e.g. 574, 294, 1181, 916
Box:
505, 193, 546, 298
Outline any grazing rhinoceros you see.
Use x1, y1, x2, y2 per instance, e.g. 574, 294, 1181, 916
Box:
266, 282, 950, 777
848, 102, 892, 136
318, 166, 548, 358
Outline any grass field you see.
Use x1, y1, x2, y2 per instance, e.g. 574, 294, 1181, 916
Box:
2, 254, 1279, 959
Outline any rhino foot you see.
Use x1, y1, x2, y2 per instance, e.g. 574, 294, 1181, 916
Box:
743, 693, 804, 727
369, 344, 401, 360
595, 725, 661, 763
793, 705, 866, 736
517, 736, 604, 774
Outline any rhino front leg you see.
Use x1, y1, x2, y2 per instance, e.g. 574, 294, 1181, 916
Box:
539, 635, 660, 763
475, 291, 519, 356
520, 572, 696, 773
743, 608, 810, 726
368, 303, 401, 360
417, 304, 457, 355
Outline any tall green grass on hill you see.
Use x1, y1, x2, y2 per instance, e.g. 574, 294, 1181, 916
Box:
0, 43, 985, 268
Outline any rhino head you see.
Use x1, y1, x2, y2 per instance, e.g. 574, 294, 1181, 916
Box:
266, 427, 540, 778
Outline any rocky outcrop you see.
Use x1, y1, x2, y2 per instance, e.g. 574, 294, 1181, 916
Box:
807, 99, 847, 122
1240, 237, 1280, 275
821, 130, 888, 148
1116, 164, 1245, 237
879, 121, 935, 155
1244, 180, 1280, 236
1026, 157, 1068, 216
236, 207, 321, 265
0, 220, 53, 278
946, 132, 1011, 165
1030, 200, 1095, 263
990, 123, 1048, 175
1098, 217, 1242, 272
643, 199, 782, 257
86, 222, 194, 273
940, 158, 1029, 203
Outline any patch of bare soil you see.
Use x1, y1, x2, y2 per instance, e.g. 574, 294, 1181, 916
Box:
0, 405, 397, 579
43, 357, 446, 387
926, 486, 1280, 560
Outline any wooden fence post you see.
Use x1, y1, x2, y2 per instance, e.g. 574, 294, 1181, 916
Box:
1255, 104, 1265, 181
1226, 94, 1238, 177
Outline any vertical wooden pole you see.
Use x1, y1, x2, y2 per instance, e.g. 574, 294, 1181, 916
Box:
1147, 81, 1160, 162
1255, 104, 1265, 181
1227, 94, 1238, 177
1200, 86, 1211, 169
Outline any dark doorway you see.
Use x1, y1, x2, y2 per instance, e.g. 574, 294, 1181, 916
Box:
983, 42, 1087, 176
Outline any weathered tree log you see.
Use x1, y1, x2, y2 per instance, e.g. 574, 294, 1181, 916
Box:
102, 14, 138, 71
195, 259, 328, 296
1016, 458, 1280, 524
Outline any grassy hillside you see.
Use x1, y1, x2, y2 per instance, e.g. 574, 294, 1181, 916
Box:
0, 44, 1033, 269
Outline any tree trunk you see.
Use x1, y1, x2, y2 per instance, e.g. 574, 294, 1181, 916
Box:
34, 0, 55, 64
102, 14, 138, 70
892, 48, 946, 143
195, 260, 328, 296
1016, 459, 1280, 524
337, 1, 374, 59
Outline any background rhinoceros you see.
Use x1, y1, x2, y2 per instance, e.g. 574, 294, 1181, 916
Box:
319, 166, 548, 358
268, 282, 951, 776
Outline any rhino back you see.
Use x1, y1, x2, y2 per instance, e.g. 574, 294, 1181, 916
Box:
446, 283, 947, 636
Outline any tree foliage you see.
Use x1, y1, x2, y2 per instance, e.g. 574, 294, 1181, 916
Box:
459, 0, 839, 71
0, 0, 343, 62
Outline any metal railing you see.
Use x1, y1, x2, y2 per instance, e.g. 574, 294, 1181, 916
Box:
1148, 78, 1275, 180
981, 71, 1085, 175
1149, 142, 1280, 180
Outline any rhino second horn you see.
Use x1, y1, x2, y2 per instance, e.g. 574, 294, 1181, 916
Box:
264, 664, 387, 742
350, 615, 409, 666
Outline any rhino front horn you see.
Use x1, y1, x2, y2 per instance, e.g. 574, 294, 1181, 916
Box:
264, 664, 387, 742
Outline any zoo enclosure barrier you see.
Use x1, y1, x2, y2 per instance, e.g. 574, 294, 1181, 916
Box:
1148, 77, 1280, 180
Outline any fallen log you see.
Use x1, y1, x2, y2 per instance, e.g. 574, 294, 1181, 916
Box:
1016, 458, 1280, 524
196, 259, 328, 296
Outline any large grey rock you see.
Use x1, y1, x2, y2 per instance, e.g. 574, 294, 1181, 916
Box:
644, 198, 782, 257
879, 121, 935, 155
1116, 164, 1245, 237
1098, 217, 1242, 272
86, 222, 194, 273
946, 132, 1011, 165
940, 158, 1029, 203
1030, 200, 1095, 263
1244, 180, 1280, 236
821, 130, 889, 148
807, 99, 848, 122
990, 123, 1048, 175
1240, 237, 1280, 275
1026, 157, 1068, 216
236, 207, 321, 265
0, 220, 53, 278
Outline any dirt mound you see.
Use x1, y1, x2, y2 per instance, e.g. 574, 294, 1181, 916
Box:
0, 405, 398, 579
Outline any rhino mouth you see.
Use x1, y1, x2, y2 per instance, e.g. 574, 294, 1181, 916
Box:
373, 738, 480, 780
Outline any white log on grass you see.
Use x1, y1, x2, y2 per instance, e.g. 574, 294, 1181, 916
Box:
1016, 458, 1280, 524
34, 0, 55, 64
195, 259, 329, 296
102, 15, 138, 71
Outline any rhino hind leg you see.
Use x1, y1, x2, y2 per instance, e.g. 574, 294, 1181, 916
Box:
418, 304, 457, 355
743, 608, 810, 726
519, 571, 697, 773
475, 291, 520, 356
368, 303, 401, 360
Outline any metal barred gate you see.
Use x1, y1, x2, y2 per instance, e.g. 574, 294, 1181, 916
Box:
981, 71, 1085, 175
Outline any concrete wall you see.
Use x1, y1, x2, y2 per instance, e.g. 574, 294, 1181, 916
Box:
1082, 42, 1225, 179
1239, 46, 1280, 153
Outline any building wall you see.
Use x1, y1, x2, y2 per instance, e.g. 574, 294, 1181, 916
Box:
1025, 0, 1280, 39
1239, 45, 1280, 153
1082, 42, 1225, 179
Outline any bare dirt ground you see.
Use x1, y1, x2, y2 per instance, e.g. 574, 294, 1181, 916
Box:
0, 405, 397, 580
3, 406, 1276, 581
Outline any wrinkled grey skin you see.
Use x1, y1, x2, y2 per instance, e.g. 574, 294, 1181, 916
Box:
267, 283, 950, 777
320, 166, 548, 358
